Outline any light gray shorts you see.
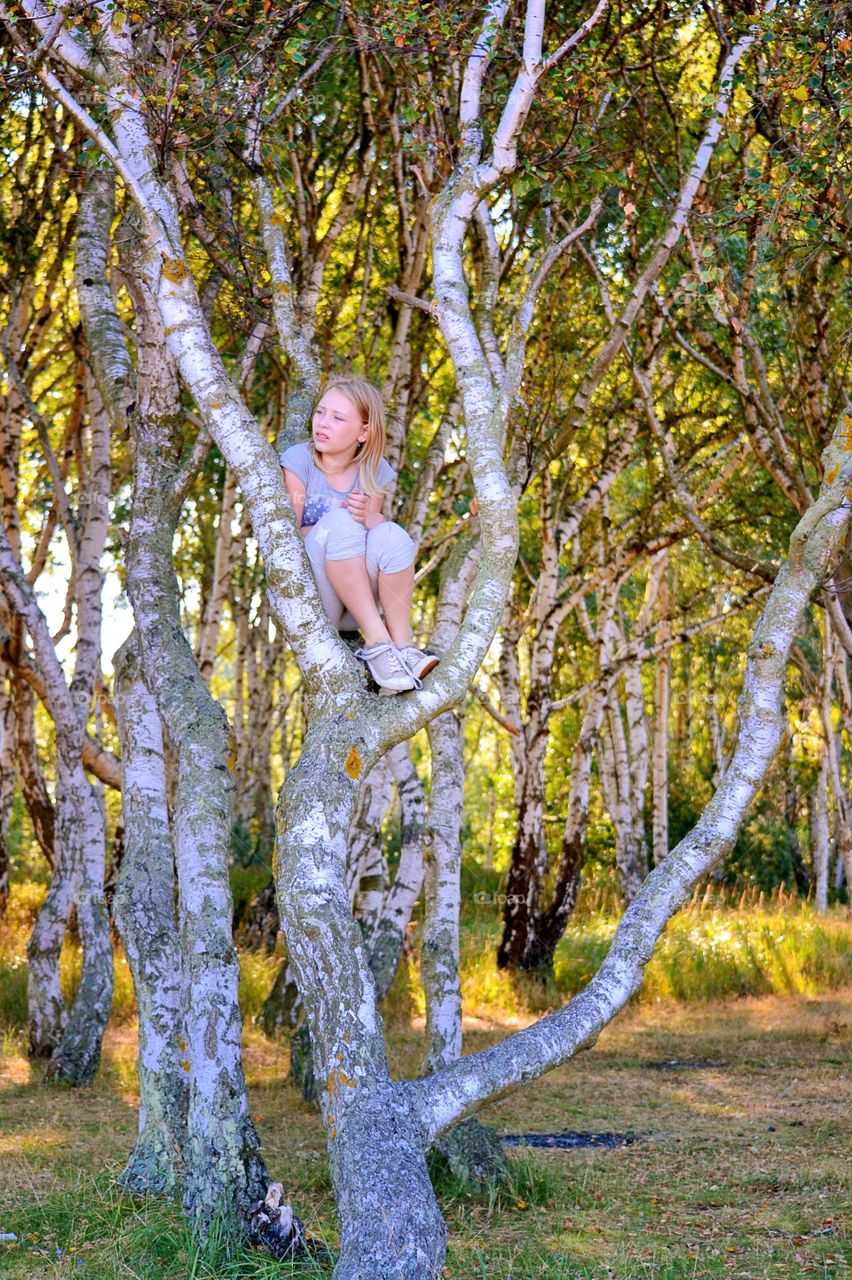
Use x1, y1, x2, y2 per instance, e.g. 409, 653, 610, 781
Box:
304, 508, 416, 630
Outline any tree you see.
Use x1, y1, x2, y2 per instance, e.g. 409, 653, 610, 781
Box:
2, 1, 851, 1276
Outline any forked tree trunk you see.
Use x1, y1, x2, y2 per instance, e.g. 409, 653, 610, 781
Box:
123, 257, 267, 1233
18, 2, 777, 1268
276, 735, 447, 1280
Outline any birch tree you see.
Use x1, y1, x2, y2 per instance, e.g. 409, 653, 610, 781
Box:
0, 152, 116, 1080
7, 3, 850, 1276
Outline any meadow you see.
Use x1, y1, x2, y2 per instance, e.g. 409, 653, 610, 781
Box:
1, 883, 850, 1280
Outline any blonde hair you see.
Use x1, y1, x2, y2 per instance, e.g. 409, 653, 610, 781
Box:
311, 376, 387, 496
310, 373, 386, 494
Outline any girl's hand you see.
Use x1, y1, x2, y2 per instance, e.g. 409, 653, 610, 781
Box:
347, 490, 370, 524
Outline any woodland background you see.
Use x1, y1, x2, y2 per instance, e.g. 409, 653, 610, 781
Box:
0, 1, 851, 1277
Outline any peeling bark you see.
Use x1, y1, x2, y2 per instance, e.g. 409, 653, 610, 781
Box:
113, 631, 187, 1194
123, 254, 267, 1233
367, 742, 427, 1002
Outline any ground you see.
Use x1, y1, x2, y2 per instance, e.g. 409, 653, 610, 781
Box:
1, 987, 848, 1279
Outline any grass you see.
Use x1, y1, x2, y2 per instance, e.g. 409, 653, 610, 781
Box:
1, 991, 849, 1278
5, 882, 850, 1032
1, 883, 850, 1277
400, 902, 852, 1026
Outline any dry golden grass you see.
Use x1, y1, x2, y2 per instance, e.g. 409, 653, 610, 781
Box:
1, 989, 849, 1279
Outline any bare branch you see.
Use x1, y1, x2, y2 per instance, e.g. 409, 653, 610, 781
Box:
469, 682, 522, 736
411, 404, 852, 1140
387, 285, 434, 315
542, 0, 611, 73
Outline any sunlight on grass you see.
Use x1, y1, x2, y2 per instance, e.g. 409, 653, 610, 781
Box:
456, 906, 852, 1022
239, 950, 282, 1021
2, 875, 851, 1036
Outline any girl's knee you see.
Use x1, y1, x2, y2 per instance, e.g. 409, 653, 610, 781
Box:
319, 507, 367, 561
367, 520, 415, 574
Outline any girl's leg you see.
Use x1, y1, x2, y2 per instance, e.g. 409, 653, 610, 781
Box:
365, 523, 417, 645
309, 512, 418, 647
316, 508, 391, 646
325, 557, 390, 646
377, 565, 414, 645
303, 523, 346, 629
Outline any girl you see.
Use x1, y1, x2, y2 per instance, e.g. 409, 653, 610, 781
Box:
280, 377, 438, 694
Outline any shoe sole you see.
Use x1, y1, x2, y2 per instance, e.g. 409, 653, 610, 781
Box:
411, 656, 439, 679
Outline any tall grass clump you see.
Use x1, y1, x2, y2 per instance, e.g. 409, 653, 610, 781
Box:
455, 903, 852, 1020
556, 906, 852, 1004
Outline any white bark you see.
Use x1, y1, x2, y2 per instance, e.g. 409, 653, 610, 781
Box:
813, 632, 832, 914
196, 467, 238, 686
2, 4, 820, 1274
348, 754, 394, 915
123, 256, 267, 1230
652, 555, 671, 863
412, 409, 852, 1142
811, 739, 830, 914
422, 539, 478, 1070
597, 601, 648, 903
113, 630, 187, 1194
368, 742, 427, 1001
0, 676, 14, 912
0, 491, 111, 1081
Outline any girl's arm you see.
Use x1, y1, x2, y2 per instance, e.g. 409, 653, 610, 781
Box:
282, 466, 308, 534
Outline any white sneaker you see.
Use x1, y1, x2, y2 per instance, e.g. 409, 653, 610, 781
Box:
355, 643, 420, 694
398, 645, 440, 681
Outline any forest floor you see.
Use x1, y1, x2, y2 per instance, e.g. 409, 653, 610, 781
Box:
0, 986, 849, 1280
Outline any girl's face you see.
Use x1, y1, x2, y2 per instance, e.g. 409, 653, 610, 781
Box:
312, 388, 368, 459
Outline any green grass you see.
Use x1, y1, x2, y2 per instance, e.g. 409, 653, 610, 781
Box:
2, 882, 850, 1277
412, 904, 852, 1025
2, 990, 849, 1279
3, 879, 851, 1035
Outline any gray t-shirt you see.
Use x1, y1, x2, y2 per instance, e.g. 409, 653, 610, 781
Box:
280, 440, 396, 529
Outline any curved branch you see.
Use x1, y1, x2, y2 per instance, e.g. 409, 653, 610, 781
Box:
410, 404, 852, 1141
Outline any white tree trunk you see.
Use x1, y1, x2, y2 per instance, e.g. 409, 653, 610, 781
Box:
123, 259, 267, 1231
368, 742, 427, 1001
652, 556, 671, 863
0, 676, 14, 913
811, 740, 830, 914
113, 630, 187, 1193
196, 467, 238, 685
